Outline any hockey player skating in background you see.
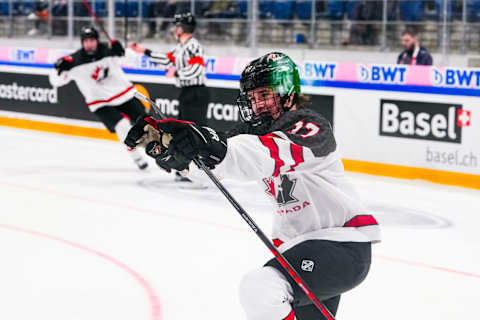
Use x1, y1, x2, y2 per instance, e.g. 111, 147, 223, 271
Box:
125, 52, 381, 319
49, 26, 149, 170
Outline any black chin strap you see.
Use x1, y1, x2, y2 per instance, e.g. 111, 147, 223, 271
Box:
281, 93, 297, 111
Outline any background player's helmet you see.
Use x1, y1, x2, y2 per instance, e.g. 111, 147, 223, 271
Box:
236, 52, 301, 130
80, 26, 99, 42
34, 0, 48, 12
174, 12, 196, 33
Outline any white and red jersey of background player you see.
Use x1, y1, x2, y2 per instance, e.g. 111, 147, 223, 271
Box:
193, 108, 381, 253
49, 43, 136, 112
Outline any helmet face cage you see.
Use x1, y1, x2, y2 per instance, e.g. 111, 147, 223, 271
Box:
237, 87, 282, 124
236, 52, 301, 126
236, 93, 254, 123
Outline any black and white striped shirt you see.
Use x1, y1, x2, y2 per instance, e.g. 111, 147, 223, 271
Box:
145, 37, 206, 87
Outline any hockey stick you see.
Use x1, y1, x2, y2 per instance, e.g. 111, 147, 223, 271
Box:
124, 0, 128, 45
81, 0, 112, 42
134, 92, 336, 320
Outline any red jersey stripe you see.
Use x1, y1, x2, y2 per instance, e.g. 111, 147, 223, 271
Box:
188, 56, 206, 66
87, 85, 135, 106
283, 309, 295, 320
167, 52, 176, 63
272, 238, 284, 248
343, 215, 379, 228
288, 144, 304, 172
264, 133, 281, 139
259, 135, 284, 177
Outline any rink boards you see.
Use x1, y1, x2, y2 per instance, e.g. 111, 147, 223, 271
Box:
0, 55, 478, 190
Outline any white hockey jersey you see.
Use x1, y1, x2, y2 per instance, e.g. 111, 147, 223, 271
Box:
199, 109, 381, 253
49, 43, 136, 112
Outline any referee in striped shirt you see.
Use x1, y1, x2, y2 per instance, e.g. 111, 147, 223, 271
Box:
130, 12, 209, 125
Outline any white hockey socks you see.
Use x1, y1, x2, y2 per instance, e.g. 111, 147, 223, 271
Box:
114, 117, 134, 143
115, 118, 148, 170
239, 266, 296, 320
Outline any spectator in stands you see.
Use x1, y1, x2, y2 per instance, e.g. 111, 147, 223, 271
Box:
27, 0, 49, 36
52, 0, 67, 36
203, 0, 238, 39
147, 0, 189, 38
147, 0, 174, 38
13, 0, 32, 16
397, 28, 433, 65
343, 0, 382, 45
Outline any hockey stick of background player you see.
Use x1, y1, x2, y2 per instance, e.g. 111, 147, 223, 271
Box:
124, 0, 128, 45
134, 92, 336, 320
81, 0, 112, 42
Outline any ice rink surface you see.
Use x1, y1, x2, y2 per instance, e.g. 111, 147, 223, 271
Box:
0, 126, 479, 320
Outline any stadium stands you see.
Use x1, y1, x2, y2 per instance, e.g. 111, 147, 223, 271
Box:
0, 0, 479, 53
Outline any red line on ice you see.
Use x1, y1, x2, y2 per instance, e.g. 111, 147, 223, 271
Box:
0, 223, 162, 320
0, 181, 247, 233
1, 180, 480, 280
373, 254, 480, 279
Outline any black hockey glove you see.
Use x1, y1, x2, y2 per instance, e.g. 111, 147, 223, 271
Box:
124, 117, 157, 149
145, 140, 189, 172
110, 39, 125, 57
157, 119, 228, 170
125, 116, 187, 172
54, 56, 74, 75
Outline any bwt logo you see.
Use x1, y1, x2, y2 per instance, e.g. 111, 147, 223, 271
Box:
301, 63, 336, 80
14, 49, 35, 62
379, 99, 471, 144
430, 68, 444, 86
430, 67, 480, 88
205, 58, 216, 73
139, 56, 161, 69
358, 65, 407, 84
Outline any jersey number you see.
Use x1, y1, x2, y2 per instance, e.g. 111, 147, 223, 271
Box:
289, 121, 320, 138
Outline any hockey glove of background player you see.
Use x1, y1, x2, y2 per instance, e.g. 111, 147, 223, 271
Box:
54, 56, 74, 75
110, 39, 125, 57
157, 119, 228, 170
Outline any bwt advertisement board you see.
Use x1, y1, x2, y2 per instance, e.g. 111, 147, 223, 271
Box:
0, 65, 478, 187
0, 71, 334, 132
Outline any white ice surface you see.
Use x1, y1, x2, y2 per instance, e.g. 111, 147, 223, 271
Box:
0, 126, 478, 320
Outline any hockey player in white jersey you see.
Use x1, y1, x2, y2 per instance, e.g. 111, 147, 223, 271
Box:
49, 26, 149, 170
125, 52, 381, 319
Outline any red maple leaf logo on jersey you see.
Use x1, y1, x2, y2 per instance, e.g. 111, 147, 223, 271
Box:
91, 66, 109, 81
91, 67, 102, 80
264, 177, 276, 199
263, 176, 298, 206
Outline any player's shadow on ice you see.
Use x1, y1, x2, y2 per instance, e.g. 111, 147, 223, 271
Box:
367, 203, 452, 229
137, 176, 272, 214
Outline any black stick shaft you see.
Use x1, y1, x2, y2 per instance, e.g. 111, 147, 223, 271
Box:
124, 0, 128, 45
134, 92, 336, 320
81, 0, 112, 42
